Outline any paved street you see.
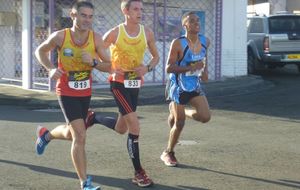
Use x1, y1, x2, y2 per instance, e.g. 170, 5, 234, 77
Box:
0, 67, 300, 190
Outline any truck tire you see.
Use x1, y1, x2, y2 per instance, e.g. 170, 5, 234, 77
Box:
247, 50, 257, 74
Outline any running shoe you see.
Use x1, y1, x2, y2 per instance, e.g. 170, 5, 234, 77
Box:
160, 151, 177, 167
132, 169, 153, 187
85, 109, 95, 129
82, 176, 101, 190
35, 126, 50, 155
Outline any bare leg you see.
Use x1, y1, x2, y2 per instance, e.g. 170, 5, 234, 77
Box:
123, 112, 140, 135
167, 102, 175, 128
49, 124, 72, 140
185, 96, 211, 123
166, 103, 185, 152
68, 118, 87, 182
114, 113, 128, 134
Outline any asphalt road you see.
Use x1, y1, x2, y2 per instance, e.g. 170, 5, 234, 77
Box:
0, 67, 299, 190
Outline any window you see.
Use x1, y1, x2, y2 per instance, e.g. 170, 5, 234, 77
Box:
249, 18, 264, 33
269, 16, 300, 33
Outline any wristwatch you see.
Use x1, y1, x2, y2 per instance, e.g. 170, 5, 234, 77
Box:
92, 59, 99, 68
147, 64, 153, 72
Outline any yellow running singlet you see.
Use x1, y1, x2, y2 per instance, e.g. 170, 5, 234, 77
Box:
109, 24, 147, 83
56, 28, 96, 96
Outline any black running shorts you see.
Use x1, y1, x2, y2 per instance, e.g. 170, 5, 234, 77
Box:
110, 81, 139, 115
58, 95, 91, 123
178, 91, 200, 105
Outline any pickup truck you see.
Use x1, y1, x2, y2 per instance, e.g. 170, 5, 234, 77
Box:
247, 13, 300, 74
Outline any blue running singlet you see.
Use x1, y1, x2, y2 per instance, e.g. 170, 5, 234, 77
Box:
167, 34, 208, 104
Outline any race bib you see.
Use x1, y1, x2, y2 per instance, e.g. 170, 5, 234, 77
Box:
186, 69, 201, 77
186, 61, 205, 77
68, 71, 91, 90
124, 72, 141, 88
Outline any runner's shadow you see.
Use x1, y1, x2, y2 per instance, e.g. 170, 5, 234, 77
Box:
279, 180, 300, 185
177, 164, 300, 189
0, 159, 207, 190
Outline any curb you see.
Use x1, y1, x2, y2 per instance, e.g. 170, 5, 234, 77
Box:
0, 75, 274, 109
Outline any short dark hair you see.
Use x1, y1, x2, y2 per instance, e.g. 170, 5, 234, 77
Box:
121, 0, 143, 10
72, 0, 94, 11
181, 11, 197, 26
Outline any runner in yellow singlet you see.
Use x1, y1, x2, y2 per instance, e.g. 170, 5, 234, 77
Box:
34, 1, 110, 189
85, 0, 159, 187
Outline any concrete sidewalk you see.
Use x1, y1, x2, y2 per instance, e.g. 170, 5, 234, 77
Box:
0, 75, 273, 109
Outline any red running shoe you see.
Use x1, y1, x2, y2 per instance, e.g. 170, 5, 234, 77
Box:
85, 109, 95, 129
160, 151, 178, 167
132, 169, 153, 187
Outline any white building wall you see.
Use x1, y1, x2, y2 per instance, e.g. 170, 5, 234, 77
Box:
247, 0, 300, 15
269, 0, 286, 14
221, 0, 247, 77
286, 0, 300, 13
247, 2, 270, 16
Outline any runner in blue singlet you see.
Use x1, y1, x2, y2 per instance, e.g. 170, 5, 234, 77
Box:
161, 11, 211, 167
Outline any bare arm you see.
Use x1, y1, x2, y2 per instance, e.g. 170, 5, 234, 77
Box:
93, 32, 111, 73
135, 27, 160, 77
145, 27, 159, 70
35, 31, 59, 70
102, 27, 118, 49
166, 38, 207, 75
102, 27, 124, 75
200, 37, 210, 82
166, 39, 192, 74
34, 31, 64, 80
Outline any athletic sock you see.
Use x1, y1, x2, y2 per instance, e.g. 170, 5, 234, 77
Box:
94, 114, 117, 130
127, 133, 142, 171
44, 131, 51, 142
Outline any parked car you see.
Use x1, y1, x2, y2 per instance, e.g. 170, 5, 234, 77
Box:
247, 13, 300, 74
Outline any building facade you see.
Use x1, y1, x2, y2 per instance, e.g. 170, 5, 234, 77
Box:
248, 0, 300, 16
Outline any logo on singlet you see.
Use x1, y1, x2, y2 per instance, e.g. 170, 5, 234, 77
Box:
68, 71, 91, 90
63, 48, 74, 57
123, 38, 141, 45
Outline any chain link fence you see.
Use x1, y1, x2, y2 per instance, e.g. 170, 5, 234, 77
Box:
0, 0, 221, 90
0, 0, 22, 83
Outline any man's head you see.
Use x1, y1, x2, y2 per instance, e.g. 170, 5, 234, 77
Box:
72, 1, 94, 11
181, 11, 201, 34
121, 0, 142, 10
121, 0, 143, 24
70, 1, 94, 31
